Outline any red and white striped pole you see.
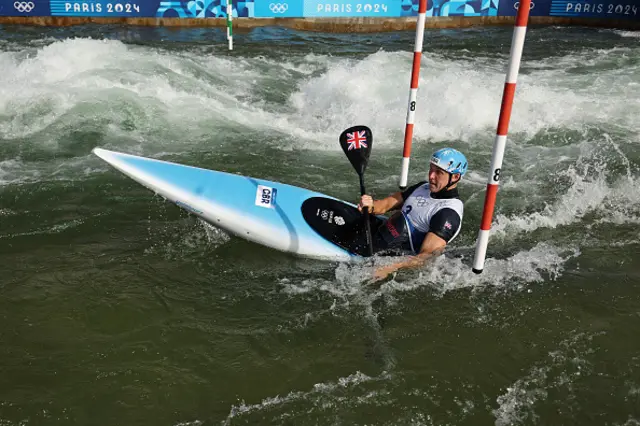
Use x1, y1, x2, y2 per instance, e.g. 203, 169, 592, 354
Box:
399, 0, 427, 190
472, 0, 531, 274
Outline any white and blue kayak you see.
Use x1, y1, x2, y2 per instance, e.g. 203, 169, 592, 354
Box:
93, 148, 379, 262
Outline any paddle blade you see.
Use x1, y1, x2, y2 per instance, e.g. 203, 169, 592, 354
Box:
339, 125, 373, 176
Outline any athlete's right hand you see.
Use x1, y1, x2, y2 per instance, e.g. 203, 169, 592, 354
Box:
358, 195, 374, 213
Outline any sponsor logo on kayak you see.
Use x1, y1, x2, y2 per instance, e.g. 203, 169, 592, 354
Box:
317, 209, 343, 225
256, 185, 277, 208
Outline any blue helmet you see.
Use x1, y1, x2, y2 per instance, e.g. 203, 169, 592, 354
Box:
430, 148, 468, 177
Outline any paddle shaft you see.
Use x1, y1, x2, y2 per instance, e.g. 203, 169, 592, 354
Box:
359, 174, 374, 257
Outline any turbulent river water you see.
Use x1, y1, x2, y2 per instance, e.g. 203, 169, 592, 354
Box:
1, 24, 639, 425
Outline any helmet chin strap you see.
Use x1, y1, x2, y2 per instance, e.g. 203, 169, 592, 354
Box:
438, 173, 459, 192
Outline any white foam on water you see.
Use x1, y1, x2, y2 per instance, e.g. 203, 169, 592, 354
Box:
493, 331, 604, 426
0, 418, 29, 426
423, 243, 580, 294
0, 159, 39, 185
0, 155, 103, 186
0, 39, 124, 139
609, 234, 640, 247
223, 370, 391, 425
0, 218, 85, 239
614, 30, 640, 38
490, 136, 640, 238
0, 36, 637, 188
276, 242, 578, 374
200, 220, 231, 245
508, 45, 640, 130
494, 367, 549, 426
281, 45, 640, 150
0, 38, 265, 142
280, 242, 579, 303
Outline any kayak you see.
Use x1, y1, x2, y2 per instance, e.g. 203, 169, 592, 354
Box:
93, 148, 377, 262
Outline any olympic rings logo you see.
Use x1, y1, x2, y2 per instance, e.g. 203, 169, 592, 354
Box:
514, 1, 535, 10
269, 3, 289, 13
14, 1, 35, 12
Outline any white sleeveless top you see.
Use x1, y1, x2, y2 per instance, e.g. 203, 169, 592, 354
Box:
399, 183, 464, 253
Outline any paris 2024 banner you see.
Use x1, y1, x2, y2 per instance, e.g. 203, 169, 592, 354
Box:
1, 0, 638, 21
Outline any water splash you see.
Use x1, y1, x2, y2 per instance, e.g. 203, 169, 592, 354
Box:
493, 331, 604, 426
223, 370, 392, 425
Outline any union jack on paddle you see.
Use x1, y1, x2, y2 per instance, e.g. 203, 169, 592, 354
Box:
346, 130, 368, 151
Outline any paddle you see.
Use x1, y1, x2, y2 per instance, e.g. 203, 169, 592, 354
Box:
339, 125, 374, 257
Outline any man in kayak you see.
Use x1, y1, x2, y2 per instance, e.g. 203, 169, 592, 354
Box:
355, 147, 468, 281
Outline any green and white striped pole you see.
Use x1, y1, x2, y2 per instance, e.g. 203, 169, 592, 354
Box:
226, 0, 233, 50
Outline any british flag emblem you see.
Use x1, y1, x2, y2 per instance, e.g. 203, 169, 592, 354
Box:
347, 130, 368, 151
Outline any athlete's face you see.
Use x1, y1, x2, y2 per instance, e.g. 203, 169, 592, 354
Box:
428, 164, 459, 192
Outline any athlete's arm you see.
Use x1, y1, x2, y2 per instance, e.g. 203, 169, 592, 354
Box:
371, 232, 446, 280
358, 192, 403, 215
359, 181, 426, 215
371, 208, 461, 281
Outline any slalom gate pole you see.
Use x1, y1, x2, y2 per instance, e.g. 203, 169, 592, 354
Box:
398, 0, 427, 190
227, 0, 233, 50
472, 0, 532, 274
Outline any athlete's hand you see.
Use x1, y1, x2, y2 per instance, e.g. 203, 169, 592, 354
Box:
358, 195, 374, 213
372, 265, 396, 282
